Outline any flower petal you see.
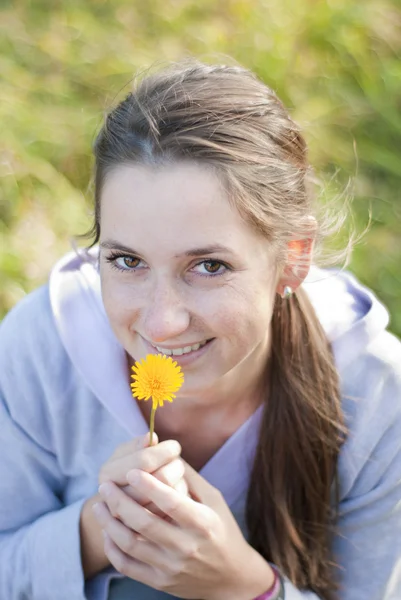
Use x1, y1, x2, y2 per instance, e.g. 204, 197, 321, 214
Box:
130, 354, 184, 409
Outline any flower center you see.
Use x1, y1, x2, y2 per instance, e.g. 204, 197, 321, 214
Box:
151, 378, 163, 391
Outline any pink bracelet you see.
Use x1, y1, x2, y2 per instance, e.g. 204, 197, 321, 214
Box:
253, 564, 284, 600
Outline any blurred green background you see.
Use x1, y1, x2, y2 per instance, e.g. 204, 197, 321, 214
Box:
1, 0, 400, 335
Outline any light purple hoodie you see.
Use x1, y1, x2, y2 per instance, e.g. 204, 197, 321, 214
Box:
0, 249, 400, 600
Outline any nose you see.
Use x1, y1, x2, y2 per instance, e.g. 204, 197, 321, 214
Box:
141, 279, 190, 344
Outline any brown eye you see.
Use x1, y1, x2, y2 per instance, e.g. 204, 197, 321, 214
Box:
122, 256, 140, 268
191, 259, 229, 277
204, 261, 222, 273
113, 255, 142, 270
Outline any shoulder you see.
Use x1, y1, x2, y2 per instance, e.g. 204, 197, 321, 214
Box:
0, 285, 67, 375
1, 284, 54, 342
0, 286, 79, 446
340, 329, 401, 423
338, 329, 401, 500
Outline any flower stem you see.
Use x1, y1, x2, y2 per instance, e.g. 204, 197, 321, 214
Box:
149, 404, 157, 445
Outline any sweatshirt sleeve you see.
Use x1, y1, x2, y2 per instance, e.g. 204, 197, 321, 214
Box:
331, 332, 401, 600
0, 287, 87, 599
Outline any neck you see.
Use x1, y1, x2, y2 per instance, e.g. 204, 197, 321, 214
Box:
150, 394, 262, 470
128, 350, 269, 470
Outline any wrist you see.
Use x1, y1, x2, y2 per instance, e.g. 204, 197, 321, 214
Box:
245, 551, 276, 600
253, 564, 284, 600
219, 546, 276, 600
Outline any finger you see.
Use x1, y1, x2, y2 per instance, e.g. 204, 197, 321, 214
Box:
144, 431, 159, 447
174, 478, 189, 497
120, 485, 166, 517
92, 501, 168, 569
99, 440, 181, 486
113, 433, 159, 459
152, 458, 185, 488
141, 459, 188, 515
126, 469, 214, 530
98, 481, 185, 548
183, 461, 222, 507
102, 531, 156, 583
121, 466, 188, 516
142, 473, 189, 519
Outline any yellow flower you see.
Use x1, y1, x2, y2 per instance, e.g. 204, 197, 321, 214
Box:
131, 354, 184, 410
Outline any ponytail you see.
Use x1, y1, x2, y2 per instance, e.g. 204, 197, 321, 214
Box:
246, 287, 346, 600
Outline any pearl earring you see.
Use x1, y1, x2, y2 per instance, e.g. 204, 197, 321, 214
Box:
283, 285, 293, 299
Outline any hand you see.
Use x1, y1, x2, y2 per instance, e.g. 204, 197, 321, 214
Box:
94, 462, 275, 600
99, 433, 188, 515
81, 433, 188, 579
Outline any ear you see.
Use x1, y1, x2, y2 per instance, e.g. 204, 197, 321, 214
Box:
276, 218, 317, 297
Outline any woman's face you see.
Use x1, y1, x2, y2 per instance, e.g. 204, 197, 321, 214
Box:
99, 162, 281, 399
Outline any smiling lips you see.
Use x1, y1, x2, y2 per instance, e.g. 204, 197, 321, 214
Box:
152, 340, 210, 356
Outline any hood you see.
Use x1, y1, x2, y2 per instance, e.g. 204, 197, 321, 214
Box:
302, 266, 389, 371
49, 248, 389, 427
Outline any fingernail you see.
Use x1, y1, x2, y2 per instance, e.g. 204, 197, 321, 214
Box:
127, 470, 140, 485
98, 483, 113, 497
145, 432, 158, 446
92, 502, 102, 516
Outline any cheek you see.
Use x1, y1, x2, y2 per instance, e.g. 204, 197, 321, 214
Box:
213, 286, 274, 342
100, 269, 141, 327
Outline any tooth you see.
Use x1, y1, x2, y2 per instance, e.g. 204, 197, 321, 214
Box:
153, 340, 209, 356
156, 346, 172, 356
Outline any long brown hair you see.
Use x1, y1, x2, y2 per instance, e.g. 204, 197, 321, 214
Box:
91, 60, 346, 598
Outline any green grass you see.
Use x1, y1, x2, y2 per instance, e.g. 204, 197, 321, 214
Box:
1, 0, 400, 335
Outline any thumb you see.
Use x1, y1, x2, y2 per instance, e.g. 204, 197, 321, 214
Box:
183, 461, 222, 507
143, 431, 159, 447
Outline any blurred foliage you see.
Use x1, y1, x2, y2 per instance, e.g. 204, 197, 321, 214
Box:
0, 0, 400, 335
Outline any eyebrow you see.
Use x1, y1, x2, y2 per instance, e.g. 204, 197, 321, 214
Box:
100, 240, 234, 258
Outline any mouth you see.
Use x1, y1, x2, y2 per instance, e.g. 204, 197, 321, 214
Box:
150, 339, 213, 357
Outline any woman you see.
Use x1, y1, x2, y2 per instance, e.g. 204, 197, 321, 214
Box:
0, 60, 400, 600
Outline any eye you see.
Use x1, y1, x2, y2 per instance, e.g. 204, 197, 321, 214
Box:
116, 256, 141, 270
105, 252, 145, 271
193, 260, 228, 276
